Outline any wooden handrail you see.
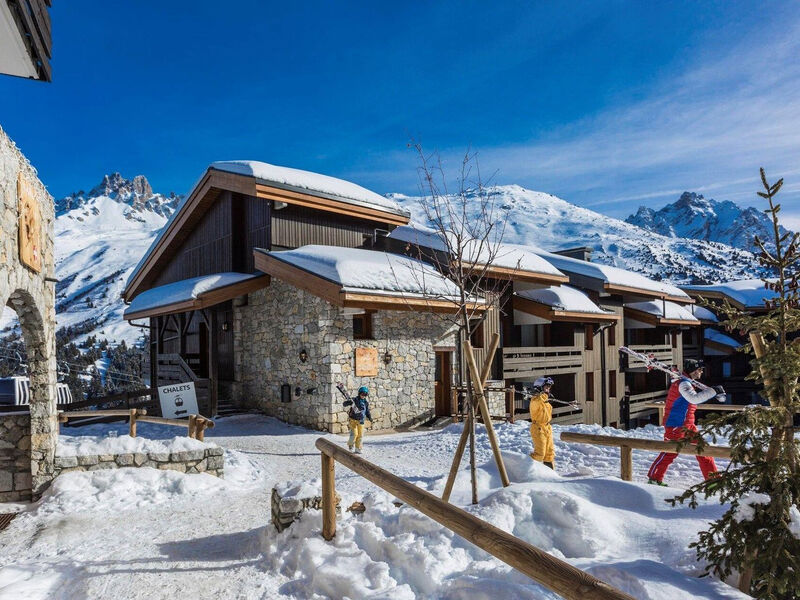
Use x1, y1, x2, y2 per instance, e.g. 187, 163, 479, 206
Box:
560, 432, 732, 482
315, 437, 634, 600
58, 409, 213, 440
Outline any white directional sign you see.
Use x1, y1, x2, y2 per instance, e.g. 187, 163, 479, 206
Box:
158, 382, 199, 419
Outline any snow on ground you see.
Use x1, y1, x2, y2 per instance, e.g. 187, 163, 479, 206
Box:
0, 415, 747, 599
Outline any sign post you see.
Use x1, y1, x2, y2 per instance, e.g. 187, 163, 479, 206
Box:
158, 382, 199, 419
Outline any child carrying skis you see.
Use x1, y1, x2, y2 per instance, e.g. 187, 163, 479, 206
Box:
341, 385, 372, 453
529, 376, 555, 469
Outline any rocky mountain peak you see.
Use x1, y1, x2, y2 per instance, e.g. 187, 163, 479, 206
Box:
56, 173, 181, 220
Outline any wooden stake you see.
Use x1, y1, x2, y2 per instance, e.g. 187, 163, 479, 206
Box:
321, 452, 336, 540
464, 339, 510, 488
196, 417, 206, 441
129, 408, 138, 438
188, 414, 197, 439
442, 412, 471, 503
620, 445, 632, 481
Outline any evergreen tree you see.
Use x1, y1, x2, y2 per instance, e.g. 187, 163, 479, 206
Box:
670, 170, 800, 599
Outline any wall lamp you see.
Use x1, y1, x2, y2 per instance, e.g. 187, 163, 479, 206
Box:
383, 350, 392, 365
299, 349, 308, 363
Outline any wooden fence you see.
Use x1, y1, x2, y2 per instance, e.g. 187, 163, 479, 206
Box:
315, 437, 634, 600
59, 409, 214, 440
559, 431, 732, 482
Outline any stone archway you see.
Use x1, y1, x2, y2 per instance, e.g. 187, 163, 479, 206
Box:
0, 125, 57, 499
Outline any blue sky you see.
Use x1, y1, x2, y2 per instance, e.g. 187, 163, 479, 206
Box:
2, 1, 800, 222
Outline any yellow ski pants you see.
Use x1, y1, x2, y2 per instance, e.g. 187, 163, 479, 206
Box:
348, 419, 364, 450
530, 423, 555, 463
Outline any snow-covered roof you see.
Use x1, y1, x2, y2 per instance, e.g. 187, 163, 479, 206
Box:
682, 279, 777, 309
465, 242, 566, 279
211, 160, 408, 217
625, 300, 700, 323
124, 273, 265, 318
533, 250, 690, 299
387, 224, 449, 252
263, 245, 465, 299
689, 305, 719, 323
516, 285, 611, 315
704, 328, 741, 348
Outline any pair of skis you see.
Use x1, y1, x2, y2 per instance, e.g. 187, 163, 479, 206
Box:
618, 346, 715, 392
515, 388, 581, 411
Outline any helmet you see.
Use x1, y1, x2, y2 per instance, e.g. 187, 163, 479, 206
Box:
533, 377, 554, 388
358, 386, 369, 395
684, 359, 705, 373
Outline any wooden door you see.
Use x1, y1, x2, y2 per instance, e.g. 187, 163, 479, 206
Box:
435, 351, 452, 417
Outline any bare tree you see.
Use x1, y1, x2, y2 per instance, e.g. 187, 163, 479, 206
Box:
395, 143, 520, 504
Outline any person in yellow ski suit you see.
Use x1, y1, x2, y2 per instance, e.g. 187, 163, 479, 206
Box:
529, 376, 555, 469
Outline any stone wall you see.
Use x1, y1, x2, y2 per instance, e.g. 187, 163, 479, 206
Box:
234, 280, 456, 433
52, 446, 224, 478
0, 413, 32, 502
0, 126, 58, 497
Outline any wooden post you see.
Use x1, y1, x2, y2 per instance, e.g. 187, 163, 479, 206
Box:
321, 452, 336, 541
442, 413, 471, 503
129, 408, 138, 438
620, 445, 632, 481
657, 405, 665, 426
188, 414, 197, 439
196, 417, 206, 441
464, 339, 510, 488
209, 309, 219, 417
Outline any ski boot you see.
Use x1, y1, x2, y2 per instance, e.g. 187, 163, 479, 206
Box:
354, 448, 362, 454
647, 478, 667, 487
543, 461, 554, 470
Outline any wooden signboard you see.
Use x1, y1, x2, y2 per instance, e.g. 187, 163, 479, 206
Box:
17, 173, 42, 273
355, 347, 378, 377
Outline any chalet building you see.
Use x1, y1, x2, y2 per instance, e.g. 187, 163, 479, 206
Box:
123, 161, 474, 432
681, 279, 777, 405
386, 227, 699, 427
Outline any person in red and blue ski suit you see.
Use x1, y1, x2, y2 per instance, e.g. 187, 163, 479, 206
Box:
647, 359, 724, 485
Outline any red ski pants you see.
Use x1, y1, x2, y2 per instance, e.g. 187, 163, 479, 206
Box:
647, 426, 717, 482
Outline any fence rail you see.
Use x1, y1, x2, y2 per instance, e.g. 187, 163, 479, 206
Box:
502, 345, 584, 379
314, 437, 634, 600
58, 409, 214, 440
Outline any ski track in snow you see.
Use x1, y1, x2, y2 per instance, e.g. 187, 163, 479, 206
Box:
0, 415, 748, 600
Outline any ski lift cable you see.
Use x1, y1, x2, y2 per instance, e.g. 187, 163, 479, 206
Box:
0, 351, 144, 383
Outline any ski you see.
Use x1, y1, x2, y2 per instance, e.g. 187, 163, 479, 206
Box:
335, 382, 351, 401
618, 346, 713, 391
515, 388, 581, 410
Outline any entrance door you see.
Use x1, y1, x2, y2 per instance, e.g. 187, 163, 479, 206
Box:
434, 351, 452, 417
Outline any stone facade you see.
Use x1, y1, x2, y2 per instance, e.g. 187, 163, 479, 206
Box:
52, 446, 224, 478
0, 413, 32, 502
234, 280, 456, 433
0, 126, 58, 497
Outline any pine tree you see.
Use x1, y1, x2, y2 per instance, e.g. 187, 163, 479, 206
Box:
670, 170, 800, 599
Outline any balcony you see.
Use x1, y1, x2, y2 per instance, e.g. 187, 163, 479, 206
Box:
628, 389, 668, 416
683, 344, 700, 359
502, 345, 584, 380
623, 344, 673, 371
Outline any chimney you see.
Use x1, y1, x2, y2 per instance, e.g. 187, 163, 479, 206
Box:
553, 247, 593, 262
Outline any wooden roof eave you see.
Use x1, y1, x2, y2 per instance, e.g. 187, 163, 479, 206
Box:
513, 295, 620, 324
254, 249, 483, 314
623, 307, 700, 328
682, 289, 745, 310
603, 282, 694, 304
704, 339, 738, 355
123, 274, 271, 321
458, 262, 569, 285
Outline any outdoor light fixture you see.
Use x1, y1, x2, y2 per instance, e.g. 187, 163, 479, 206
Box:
221, 321, 230, 332
299, 349, 308, 363
383, 350, 392, 365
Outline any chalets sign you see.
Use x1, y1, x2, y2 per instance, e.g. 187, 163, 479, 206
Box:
158, 382, 199, 419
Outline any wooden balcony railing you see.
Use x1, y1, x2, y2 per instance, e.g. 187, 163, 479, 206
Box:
622, 344, 672, 370
502, 345, 584, 380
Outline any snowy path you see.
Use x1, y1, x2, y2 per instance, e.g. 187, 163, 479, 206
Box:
0, 415, 746, 599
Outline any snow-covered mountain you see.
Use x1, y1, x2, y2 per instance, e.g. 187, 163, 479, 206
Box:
1, 174, 180, 346
391, 185, 765, 284
625, 191, 786, 251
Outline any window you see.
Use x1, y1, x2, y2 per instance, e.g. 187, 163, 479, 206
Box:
586, 372, 595, 401
353, 312, 373, 340
584, 324, 594, 351
608, 323, 616, 346
469, 319, 485, 349
722, 361, 732, 378
608, 369, 617, 398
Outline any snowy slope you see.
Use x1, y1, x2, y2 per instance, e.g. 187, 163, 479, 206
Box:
391, 185, 765, 284
626, 191, 788, 251
1, 174, 179, 346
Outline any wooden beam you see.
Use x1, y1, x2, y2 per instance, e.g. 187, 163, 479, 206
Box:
560, 431, 732, 459
513, 295, 620, 324
321, 452, 337, 541
256, 183, 409, 226
459, 263, 569, 285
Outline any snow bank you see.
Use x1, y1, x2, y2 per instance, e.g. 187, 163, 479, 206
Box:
56, 433, 213, 457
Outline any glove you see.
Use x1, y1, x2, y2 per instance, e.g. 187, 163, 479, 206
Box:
713, 385, 727, 403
